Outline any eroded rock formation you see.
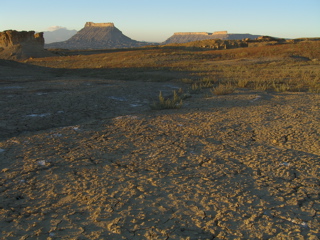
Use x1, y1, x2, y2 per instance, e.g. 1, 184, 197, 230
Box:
0, 30, 54, 60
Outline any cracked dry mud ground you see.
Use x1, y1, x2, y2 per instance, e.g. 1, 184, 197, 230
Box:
0, 77, 320, 239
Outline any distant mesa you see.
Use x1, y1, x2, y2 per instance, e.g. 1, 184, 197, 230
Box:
163, 31, 261, 44
45, 22, 153, 50
0, 30, 54, 60
162, 34, 320, 51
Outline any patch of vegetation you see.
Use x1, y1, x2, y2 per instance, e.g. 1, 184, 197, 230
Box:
189, 83, 202, 94
211, 83, 235, 95
272, 82, 290, 92
237, 79, 249, 88
180, 78, 194, 84
150, 90, 183, 110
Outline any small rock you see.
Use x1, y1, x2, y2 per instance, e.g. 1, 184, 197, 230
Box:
279, 162, 290, 166
37, 160, 46, 166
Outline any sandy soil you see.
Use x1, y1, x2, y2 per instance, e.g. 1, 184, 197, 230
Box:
0, 61, 320, 239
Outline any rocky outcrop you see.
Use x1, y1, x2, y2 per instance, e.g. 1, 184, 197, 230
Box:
163, 31, 261, 44
46, 22, 153, 50
0, 30, 54, 60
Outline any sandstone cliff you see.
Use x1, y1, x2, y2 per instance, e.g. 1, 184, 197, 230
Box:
46, 22, 153, 50
0, 30, 54, 60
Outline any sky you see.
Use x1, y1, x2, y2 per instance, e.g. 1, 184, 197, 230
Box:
1, 0, 320, 42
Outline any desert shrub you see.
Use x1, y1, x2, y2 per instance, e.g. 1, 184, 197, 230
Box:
150, 91, 183, 110
308, 78, 320, 93
253, 81, 271, 91
309, 83, 320, 93
211, 82, 235, 95
180, 78, 194, 84
188, 83, 202, 94
237, 79, 249, 88
200, 79, 214, 88
272, 82, 291, 92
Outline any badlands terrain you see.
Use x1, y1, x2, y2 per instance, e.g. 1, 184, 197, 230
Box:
0, 41, 320, 239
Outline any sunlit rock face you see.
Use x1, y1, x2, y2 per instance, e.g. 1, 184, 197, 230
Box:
0, 30, 53, 59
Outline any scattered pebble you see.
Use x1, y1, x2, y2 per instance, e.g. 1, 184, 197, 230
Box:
130, 103, 142, 107
0, 149, 5, 153
109, 96, 127, 101
37, 160, 46, 166
251, 95, 261, 102
26, 113, 51, 117
51, 133, 63, 138
279, 162, 290, 166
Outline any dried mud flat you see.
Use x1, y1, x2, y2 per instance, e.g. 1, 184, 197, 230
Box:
0, 72, 320, 239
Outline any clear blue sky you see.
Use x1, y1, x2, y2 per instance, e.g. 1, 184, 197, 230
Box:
1, 0, 319, 42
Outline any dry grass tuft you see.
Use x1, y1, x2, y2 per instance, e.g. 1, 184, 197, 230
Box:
150, 91, 183, 110
211, 83, 235, 95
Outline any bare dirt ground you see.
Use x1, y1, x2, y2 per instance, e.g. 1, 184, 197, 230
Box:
0, 59, 320, 239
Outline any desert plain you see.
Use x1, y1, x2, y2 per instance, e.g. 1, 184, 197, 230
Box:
0, 41, 320, 239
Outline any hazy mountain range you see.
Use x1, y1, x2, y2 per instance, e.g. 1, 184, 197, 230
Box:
43, 27, 77, 44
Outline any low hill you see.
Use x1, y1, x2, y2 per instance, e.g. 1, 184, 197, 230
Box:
45, 22, 153, 50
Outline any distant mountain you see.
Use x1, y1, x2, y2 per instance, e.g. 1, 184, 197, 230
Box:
43, 27, 77, 44
163, 31, 261, 44
45, 22, 153, 49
